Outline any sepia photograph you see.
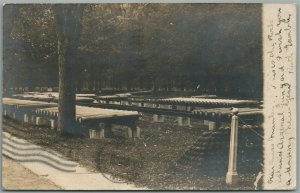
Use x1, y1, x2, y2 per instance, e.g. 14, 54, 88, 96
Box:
1, 3, 296, 190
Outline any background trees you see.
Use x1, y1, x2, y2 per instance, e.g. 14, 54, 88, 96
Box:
3, 3, 263, 98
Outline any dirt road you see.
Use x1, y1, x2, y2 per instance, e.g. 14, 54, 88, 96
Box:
2, 156, 61, 190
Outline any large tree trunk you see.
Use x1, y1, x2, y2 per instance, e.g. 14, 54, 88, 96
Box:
53, 5, 85, 135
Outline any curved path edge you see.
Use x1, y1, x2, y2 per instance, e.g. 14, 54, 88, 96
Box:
2, 132, 148, 190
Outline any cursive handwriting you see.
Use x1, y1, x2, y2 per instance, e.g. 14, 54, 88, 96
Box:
265, 6, 296, 189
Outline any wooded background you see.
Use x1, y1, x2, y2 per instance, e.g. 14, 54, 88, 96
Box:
3, 4, 263, 98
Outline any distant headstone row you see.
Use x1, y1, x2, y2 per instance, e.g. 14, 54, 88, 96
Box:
3, 98, 140, 139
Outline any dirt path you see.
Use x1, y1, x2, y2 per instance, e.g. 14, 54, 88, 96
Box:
2, 156, 61, 190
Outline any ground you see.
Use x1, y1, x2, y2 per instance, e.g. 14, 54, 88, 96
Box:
2, 114, 263, 190
2, 156, 61, 190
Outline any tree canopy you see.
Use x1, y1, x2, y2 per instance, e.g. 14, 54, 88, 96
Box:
3, 4, 262, 98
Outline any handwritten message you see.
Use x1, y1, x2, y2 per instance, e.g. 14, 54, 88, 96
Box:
263, 4, 296, 190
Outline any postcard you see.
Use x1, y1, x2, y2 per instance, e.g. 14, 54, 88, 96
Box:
1, 3, 297, 190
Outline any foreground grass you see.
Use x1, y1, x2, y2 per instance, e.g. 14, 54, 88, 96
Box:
2, 115, 260, 190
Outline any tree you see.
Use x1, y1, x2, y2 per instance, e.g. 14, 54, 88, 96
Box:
6, 5, 58, 90
53, 4, 85, 135
3, 4, 19, 92
4, 4, 263, 99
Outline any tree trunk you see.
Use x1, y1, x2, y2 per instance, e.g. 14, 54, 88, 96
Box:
53, 5, 85, 135
57, 39, 77, 135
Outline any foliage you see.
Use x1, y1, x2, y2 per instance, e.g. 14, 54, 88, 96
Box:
3, 4, 262, 98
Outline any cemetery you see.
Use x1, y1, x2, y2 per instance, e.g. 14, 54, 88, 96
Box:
2, 4, 264, 190
2, 90, 264, 189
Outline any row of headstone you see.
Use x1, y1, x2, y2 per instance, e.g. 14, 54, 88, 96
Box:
96, 99, 219, 130
9, 111, 141, 140
152, 114, 216, 129
88, 124, 141, 139
25, 115, 58, 130
22, 111, 219, 132
99, 99, 198, 113
3, 87, 58, 93
152, 114, 217, 130
96, 100, 219, 129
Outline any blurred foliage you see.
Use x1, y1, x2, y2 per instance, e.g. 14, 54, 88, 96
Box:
3, 4, 262, 98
